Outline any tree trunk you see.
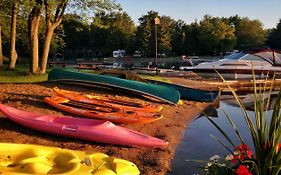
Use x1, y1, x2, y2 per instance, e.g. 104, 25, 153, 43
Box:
9, 0, 18, 69
39, 1, 67, 74
39, 24, 55, 74
28, 6, 41, 74
0, 25, 3, 67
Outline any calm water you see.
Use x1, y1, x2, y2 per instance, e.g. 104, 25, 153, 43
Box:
168, 93, 276, 175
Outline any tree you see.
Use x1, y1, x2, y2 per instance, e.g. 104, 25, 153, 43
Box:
170, 20, 186, 55
0, 0, 11, 66
136, 11, 175, 57
62, 14, 90, 58
106, 12, 136, 54
93, 11, 136, 55
38, 0, 68, 74
0, 0, 31, 67
28, 0, 43, 73
267, 19, 281, 50
61, 11, 132, 59
170, 20, 201, 56
136, 11, 156, 57
227, 15, 241, 29
236, 17, 267, 50
198, 15, 236, 55
158, 16, 174, 55
184, 21, 200, 55
9, 0, 18, 69
50, 24, 65, 57
0, 25, 3, 67
89, 23, 109, 57
26, 0, 120, 74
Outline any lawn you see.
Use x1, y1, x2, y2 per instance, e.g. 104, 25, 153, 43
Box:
0, 64, 172, 84
0, 65, 48, 83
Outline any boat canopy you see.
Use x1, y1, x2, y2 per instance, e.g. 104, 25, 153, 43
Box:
247, 48, 281, 66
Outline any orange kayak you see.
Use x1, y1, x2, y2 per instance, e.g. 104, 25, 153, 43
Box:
53, 87, 163, 113
44, 96, 163, 124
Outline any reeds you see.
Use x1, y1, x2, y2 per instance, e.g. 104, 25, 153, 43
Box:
203, 70, 281, 175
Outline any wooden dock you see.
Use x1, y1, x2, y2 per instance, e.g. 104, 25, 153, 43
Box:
167, 77, 281, 93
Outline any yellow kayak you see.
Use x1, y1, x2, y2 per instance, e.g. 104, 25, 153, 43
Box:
0, 143, 140, 175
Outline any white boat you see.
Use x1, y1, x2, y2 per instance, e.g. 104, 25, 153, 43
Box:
182, 48, 281, 80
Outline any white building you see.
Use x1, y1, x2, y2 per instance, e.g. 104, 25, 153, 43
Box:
113, 50, 125, 58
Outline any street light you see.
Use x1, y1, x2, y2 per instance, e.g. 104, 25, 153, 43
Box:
154, 17, 160, 74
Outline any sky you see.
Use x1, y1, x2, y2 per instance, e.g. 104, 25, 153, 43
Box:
116, 0, 281, 29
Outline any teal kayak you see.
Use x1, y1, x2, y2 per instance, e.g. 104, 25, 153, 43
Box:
146, 79, 219, 102
48, 69, 180, 104
98, 70, 219, 102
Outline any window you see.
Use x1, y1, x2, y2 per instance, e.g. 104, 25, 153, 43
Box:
223, 52, 247, 60
241, 54, 265, 62
223, 52, 266, 62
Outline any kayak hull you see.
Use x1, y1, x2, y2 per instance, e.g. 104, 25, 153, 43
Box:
0, 104, 168, 147
53, 87, 163, 113
44, 96, 163, 124
98, 70, 219, 102
48, 68, 180, 104
147, 79, 220, 102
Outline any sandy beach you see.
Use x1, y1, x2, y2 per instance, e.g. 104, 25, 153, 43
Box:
0, 82, 212, 175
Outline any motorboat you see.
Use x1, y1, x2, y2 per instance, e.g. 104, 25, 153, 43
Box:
181, 48, 281, 80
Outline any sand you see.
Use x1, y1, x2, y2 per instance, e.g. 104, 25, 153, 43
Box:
0, 82, 212, 175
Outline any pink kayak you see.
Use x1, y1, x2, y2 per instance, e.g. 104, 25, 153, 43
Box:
0, 103, 168, 147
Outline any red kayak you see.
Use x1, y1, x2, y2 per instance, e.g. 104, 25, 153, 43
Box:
0, 103, 168, 147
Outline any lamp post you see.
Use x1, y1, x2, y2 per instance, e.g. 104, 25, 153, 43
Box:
154, 17, 160, 74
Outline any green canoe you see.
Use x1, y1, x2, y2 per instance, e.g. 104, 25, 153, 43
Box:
48, 68, 180, 104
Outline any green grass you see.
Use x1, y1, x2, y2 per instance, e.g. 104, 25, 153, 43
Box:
0, 63, 173, 84
138, 74, 172, 83
0, 65, 48, 83
91, 69, 172, 83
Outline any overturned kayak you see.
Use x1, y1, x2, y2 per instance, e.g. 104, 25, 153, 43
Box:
44, 96, 163, 124
99, 70, 219, 102
0, 142, 140, 175
146, 79, 220, 102
53, 87, 163, 113
48, 68, 181, 104
0, 103, 168, 147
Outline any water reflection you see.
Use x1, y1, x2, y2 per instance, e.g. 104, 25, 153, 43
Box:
169, 92, 276, 175
221, 92, 279, 111
197, 105, 219, 118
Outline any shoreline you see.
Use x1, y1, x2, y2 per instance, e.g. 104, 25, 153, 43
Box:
0, 82, 211, 175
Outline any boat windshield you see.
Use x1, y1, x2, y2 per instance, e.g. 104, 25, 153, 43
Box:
223, 52, 247, 60
223, 52, 266, 62
240, 54, 266, 62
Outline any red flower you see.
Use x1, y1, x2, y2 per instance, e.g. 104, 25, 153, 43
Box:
232, 144, 253, 163
237, 144, 253, 157
232, 155, 238, 164
236, 165, 252, 175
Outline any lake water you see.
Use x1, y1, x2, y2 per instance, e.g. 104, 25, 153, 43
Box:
168, 93, 276, 175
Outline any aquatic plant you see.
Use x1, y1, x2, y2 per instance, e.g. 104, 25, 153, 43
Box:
202, 72, 281, 175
